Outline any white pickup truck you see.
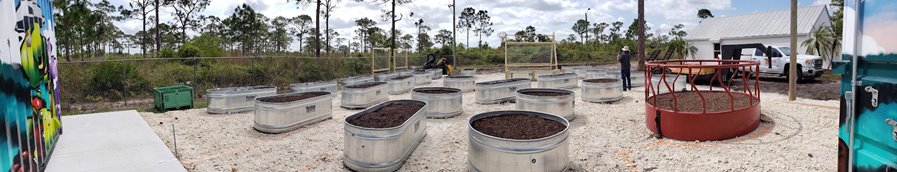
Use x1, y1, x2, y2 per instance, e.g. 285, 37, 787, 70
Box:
741, 46, 825, 80
718, 44, 825, 81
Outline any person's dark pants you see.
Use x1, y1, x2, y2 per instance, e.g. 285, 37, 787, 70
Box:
621, 69, 632, 90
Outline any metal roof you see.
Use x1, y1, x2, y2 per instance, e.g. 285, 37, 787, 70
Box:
685, 5, 830, 41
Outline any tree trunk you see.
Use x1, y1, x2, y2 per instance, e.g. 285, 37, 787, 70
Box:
155, 0, 161, 58
477, 31, 482, 48
466, 29, 469, 48
636, 0, 646, 71
829, 41, 838, 70
315, 0, 321, 57
325, 1, 331, 55
390, 0, 396, 72
142, 13, 147, 58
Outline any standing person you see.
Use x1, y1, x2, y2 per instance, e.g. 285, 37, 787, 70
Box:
618, 46, 632, 91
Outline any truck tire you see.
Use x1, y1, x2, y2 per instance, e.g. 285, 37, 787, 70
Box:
785, 64, 804, 83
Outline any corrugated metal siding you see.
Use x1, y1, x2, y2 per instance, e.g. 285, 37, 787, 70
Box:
685, 5, 828, 41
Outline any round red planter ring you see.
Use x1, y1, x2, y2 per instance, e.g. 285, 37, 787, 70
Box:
644, 59, 763, 141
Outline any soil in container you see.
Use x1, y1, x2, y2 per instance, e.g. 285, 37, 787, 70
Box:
448, 76, 473, 79
479, 78, 528, 85
472, 114, 565, 140
348, 103, 424, 128
583, 79, 618, 83
257, 92, 329, 103
648, 92, 754, 112
415, 89, 458, 94
543, 73, 575, 78
392, 75, 413, 80
519, 90, 570, 96
346, 82, 385, 89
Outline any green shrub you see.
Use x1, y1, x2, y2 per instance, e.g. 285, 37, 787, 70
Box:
160, 47, 177, 58
178, 44, 201, 65
145, 62, 193, 86
188, 34, 225, 57
88, 62, 149, 100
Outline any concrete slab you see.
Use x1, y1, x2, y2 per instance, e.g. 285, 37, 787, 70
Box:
45, 110, 186, 172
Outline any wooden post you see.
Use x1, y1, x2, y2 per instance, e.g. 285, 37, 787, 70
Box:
788, 0, 798, 101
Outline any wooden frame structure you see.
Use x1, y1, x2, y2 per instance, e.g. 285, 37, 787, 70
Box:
370, 48, 412, 75
371, 47, 391, 75
503, 33, 559, 79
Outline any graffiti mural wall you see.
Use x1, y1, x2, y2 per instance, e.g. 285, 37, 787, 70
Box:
1, 0, 63, 171
837, 0, 897, 171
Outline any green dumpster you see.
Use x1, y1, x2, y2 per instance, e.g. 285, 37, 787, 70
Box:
153, 85, 194, 111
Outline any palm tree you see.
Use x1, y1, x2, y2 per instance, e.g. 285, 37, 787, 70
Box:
668, 39, 697, 59
801, 26, 837, 68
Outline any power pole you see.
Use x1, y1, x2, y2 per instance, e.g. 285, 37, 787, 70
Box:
788, 0, 798, 101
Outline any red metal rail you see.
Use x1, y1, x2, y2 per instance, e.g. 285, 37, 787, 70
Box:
644, 60, 761, 113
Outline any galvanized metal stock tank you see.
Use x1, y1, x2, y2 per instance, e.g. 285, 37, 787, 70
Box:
581, 78, 624, 103
445, 75, 476, 92
343, 100, 429, 172
206, 86, 277, 114
537, 73, 579, 89
341, 82, 388, 109
388, 76, 415, 95
291, 81, 337, 94
253, 92, 334, 133
412, 87, 463, 118
475, 78, 531, 104
516, 88, 576, 121
340, 76, 375, 88
468, 110, 570, 172
650, 75, 688, 94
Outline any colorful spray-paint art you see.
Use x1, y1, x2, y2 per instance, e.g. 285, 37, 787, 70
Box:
837, 0, 897, 171
1, 0, 63, 171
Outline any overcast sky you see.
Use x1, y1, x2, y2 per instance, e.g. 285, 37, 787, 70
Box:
106, 0, 832, 51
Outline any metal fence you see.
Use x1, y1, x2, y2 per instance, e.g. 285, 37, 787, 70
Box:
58, 49, 629, 115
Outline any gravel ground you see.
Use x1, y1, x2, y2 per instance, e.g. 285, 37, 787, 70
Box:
140, 71, 839, 172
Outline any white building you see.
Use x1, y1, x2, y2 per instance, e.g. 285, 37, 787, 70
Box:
685, 5, 832, 60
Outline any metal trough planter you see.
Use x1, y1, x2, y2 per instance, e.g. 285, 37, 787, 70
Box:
475, 78, 531, 104
343, 100, 429, 172
412, 87, 462, 118
291, 81, 338, 94
375, 73, 398, 82
460, 69, 476, 76
413, 72, 432, 86
537, 73, 578, 89
253, 92, 334, 133
444, 75, 476, 93
426, 68, 443, 79
206, 86, 277, 114
631, 72, 645, 87
581, 78, 623, 103
388, 75, 415, 95
516, 88, 576, 121
561, 67, 589, 79
584, 69, 609, 79
340, 76, 375, 89
650, 75, 688, 94
341, 82, 389, 109
468, 110, 570, 172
